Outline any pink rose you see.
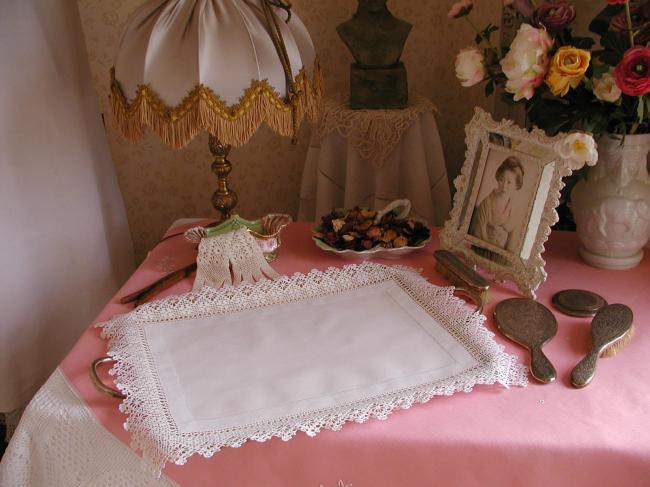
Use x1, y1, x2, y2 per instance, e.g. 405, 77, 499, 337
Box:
555, 133, 598, 171
455, 47, 486, 87
500, 24, 554, 101
592, 69, 623, 103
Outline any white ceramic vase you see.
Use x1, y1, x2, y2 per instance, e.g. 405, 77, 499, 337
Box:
571, 133, 650, 269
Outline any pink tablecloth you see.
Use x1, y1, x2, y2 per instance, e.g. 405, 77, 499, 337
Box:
59, 223, 650, 487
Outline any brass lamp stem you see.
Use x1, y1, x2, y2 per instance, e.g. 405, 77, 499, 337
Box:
208, 135, 238, 220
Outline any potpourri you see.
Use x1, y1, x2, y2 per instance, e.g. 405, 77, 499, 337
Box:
313, 207, 430, 251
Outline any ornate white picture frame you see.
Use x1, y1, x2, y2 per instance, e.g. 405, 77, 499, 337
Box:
440, 108, 573, 297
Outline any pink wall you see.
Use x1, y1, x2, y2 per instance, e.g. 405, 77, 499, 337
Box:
0, 1, 134, 412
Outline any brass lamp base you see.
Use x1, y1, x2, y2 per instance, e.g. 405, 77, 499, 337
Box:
209, 135, 238, 220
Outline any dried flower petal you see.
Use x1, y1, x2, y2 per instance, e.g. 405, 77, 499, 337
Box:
332, 218, 345, 233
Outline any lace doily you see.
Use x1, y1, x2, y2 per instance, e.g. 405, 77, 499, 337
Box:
98, 263, 527, 476
0, 369, 178, 487
317, 94, 437, 168
193, 228, 279, 290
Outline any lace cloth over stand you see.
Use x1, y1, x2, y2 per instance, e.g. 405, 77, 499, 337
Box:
193, 228, 279, 291
317, 94, 437, 168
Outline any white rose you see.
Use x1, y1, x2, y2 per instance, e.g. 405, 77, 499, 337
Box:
555, 132, 598, 170
455, 47, 486, 87
592, 70, 622, 103
500, 24, 553, 101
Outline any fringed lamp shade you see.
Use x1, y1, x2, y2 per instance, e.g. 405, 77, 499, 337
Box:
110, 0, 322, 217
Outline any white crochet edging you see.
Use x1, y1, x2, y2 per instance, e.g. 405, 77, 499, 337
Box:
97, 263, 527, 476
0, 369, 179, 487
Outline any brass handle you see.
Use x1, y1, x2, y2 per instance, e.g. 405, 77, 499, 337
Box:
530, 346, 557, 384
454, 287, 483, 314
89, 357, 125, 399
571, 350, 599, 388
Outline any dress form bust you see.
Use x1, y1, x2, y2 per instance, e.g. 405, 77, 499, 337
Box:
337, 0, 412, 109
337, 0, 412, 68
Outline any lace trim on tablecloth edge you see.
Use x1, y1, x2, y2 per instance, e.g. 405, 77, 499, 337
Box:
97, 262, 528, 476
317, 94, 437, 168
0, 368, 179, 487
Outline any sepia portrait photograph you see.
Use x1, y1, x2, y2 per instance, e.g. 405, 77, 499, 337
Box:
468, 146, 542, 258
440, 108, 573, 297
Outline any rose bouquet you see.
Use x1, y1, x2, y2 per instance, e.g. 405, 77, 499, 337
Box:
450, 0, 650, 141
451, 0, 650, 260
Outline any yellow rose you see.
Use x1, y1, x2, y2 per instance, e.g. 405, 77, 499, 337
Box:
545, 46, 591, 96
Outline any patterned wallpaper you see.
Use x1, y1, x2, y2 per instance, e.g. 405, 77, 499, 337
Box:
77, 0, 500, 261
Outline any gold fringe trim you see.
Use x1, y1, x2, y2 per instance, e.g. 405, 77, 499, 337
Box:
110, 61, 323, 149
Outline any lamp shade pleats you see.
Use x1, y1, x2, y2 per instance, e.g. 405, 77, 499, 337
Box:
110, 0, 321, 148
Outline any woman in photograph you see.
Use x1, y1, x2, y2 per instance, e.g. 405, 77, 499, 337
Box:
470, 156, 524, 252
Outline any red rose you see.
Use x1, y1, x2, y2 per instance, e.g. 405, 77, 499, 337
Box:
614, 46, 650, 96
533, 2, 576, 32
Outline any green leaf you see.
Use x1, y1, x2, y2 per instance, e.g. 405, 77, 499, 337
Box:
637, 96, 645, 123
486, 25, 499, 39
475, 23, 499, 45
570, 36, 596, 50
599, 31, 628, 65
590, 113, 610, 135
527, 98, 575, 135
591, 63, 610, 80
485, 80, 495, 97
589, 5, 625, 37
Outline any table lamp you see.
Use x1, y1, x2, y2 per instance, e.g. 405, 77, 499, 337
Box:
110, 0, 321, 219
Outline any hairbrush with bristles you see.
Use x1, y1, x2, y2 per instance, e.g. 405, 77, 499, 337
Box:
571, 304, 634, 388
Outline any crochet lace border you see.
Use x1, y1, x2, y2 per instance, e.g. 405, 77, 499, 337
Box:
98, 263, 527, 476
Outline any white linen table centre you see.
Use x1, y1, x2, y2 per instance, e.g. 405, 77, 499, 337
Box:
99, 263, 527, 475
149, 280, 473, 431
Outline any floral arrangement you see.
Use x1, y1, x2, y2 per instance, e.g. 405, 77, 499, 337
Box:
450, 0, 650, 168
